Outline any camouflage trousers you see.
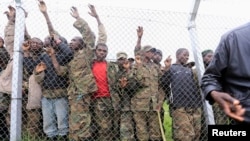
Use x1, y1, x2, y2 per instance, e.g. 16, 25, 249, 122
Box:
91, 97, 114, 141
133, 111, 162, 141
120, 111, 135, 141
68, 94, 92, 141
213, 103, 229, 124
171, 107, 202, 141
26, 109, 44, 140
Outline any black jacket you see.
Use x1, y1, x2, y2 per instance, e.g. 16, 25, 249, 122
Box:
201, 22, 250, 109
160, 64, 202, 108
23, 42, 73, 89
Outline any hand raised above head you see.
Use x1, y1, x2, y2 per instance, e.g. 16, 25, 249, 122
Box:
137, 26, 143, 38
38, 0, 47, 14
70, 6, 80, 19
88, 4, 98, 18
4, 5, 16, 21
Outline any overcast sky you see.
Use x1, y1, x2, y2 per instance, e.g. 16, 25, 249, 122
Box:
1, 0, 250, 62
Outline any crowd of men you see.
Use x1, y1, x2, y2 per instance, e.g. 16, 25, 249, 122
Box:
0, 1, 233, 141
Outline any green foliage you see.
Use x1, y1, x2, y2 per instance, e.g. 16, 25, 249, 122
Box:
21, 131, 46, 141
163, 102, 173, 141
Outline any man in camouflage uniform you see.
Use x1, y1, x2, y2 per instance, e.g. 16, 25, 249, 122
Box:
160, 48, 202, 141
131, 45, 162, 141
67, 5, 107, 141
116, 52, 138, 141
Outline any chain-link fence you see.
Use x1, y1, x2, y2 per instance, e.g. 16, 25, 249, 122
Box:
0, 1, 250, 141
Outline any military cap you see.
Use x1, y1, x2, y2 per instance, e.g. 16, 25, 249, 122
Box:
202, 49, 213, 57
141, 45, 156, 53
116, 52, 128, 60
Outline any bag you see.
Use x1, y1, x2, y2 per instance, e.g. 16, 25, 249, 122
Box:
0, 60, 13, 94
26, 74, 42, 110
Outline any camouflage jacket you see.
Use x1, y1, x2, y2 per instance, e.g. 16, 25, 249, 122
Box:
116, 66, 138, 111
131, 61, 162, 111
67, 18, 107, 96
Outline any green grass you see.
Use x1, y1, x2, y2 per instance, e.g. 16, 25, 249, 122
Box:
163, 102, 173, 141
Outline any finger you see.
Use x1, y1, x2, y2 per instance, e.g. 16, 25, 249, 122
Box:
9, 5, 15, 11
88, 4, 93, 9
72, 6, 77, 11
222, 94, 240, 106
227, 111, 244, 122
234, 105, 245, 116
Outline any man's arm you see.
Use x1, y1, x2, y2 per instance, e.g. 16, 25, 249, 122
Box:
88, 4, 107, 44
38, 0, 58, 36
201, 35, 245, 122
134, 26, 143, 55
201, 37, 228, 103
71, 6, 95, 50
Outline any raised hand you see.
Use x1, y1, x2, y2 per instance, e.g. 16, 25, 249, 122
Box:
38, 0, 47, 14
164, 55, 172, 70
22, 40, 30, 52
88, 4, 98, 18
35, 62, 47, 73
70, 6, 80, 19
45, 47, 55, 56
4, 5, 16, 21
137, 26, 143, 38
119, 77, 128, 88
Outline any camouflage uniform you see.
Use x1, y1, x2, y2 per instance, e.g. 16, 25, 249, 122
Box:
131, 61, 162, 141
117, 66, 138, 141
67, 17, 107, 141
213, 103, 230, 124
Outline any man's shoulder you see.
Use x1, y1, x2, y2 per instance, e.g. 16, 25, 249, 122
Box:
222, 22, 250, 39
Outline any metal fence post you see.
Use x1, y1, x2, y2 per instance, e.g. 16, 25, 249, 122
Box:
187, 0, 215, 125
10, 0, 25, 141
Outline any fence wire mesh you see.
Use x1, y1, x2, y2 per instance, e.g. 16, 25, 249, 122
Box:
0, 1, 250, 141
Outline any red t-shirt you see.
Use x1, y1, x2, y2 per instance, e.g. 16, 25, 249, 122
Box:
92, 61, 110, 98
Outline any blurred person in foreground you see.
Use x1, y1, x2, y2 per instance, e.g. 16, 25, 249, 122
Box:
201, 22, 250, 124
